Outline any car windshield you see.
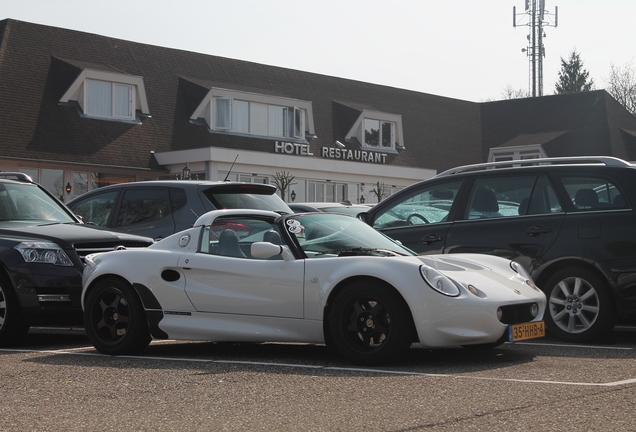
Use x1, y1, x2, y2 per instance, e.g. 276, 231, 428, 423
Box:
0, 182, 76, 223
284, 213, 415, 257
206, 186, 292, 213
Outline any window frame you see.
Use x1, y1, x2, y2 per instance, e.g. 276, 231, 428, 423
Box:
85, 79, 134, 120
488, 144, 547, 163
345, 109, 404, 153
60, 69, 150, 123
191, 87, 315, 143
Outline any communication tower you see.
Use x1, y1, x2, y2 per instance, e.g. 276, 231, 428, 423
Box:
513, 0, 558, 97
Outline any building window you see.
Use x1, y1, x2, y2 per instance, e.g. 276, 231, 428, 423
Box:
307, 181, 347, 202
60, 69, 149, 123
215, 98, 232, 130
488, 145, 547, 163
268, 105, 285, 137
345, 109, 403, 152
192, 87, 315, 143
233, 100, 250, 133
364, 119, 394, 148
86, 79, 133, 120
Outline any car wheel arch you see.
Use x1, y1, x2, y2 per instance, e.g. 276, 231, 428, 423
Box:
322, 276, 418, 346
84, 275, 167, 340
83, 273, 133, 306
534, 258, 614, 299
0, 266, 29, 345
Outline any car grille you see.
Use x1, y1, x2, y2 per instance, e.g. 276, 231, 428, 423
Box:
74, 241, 152, 263
498, 303, 539, 325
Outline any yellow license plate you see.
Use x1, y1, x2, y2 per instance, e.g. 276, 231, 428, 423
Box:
509, 321, 545, 341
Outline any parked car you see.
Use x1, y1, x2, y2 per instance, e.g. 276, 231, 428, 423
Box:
289, 201, 372, 216
81, 209, 545, 365
358, 156, 636, 342
67, 180, 293, 241
0, 173, 154, 346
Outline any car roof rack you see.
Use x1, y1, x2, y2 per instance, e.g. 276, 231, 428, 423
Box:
436, 156, 633, 177
0, 172, 34, 182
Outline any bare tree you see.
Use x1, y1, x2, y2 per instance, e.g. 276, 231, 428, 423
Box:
605, 60, 636, 116
370, 181, 389, 202
271, 171, 296, 202
500, 85, 529, 100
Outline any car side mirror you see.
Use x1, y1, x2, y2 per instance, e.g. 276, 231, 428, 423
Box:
251, 242, 294, 261
356, 211, 369, 223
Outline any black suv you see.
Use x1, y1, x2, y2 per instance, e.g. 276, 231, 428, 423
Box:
68, 180, 293, 240
0, 173, 153, 346
360, 156, 636, 342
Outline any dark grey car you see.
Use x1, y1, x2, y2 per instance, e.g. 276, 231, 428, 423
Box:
359, 157, 636, 343
67, 181, 293, 241
0, 173, 154, 346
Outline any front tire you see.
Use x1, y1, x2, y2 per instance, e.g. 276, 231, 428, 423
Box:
0, 275, 29, 347
542, 267, 615, 342
84, 278, 151, 355
327, 280, 414, 366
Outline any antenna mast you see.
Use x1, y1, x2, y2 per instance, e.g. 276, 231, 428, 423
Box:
513, 0, 558, 97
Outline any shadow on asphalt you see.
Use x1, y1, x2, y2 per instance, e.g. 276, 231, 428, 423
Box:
7, 326, 634, 376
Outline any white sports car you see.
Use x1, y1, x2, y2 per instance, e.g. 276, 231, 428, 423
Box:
82, 209, 546, 365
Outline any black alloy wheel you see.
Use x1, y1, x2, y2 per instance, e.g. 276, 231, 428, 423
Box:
328, 280, 414, 366
84, 278, 151, 355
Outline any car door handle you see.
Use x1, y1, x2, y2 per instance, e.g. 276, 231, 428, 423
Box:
526, 225, 551, 236
421, 234, 443, 244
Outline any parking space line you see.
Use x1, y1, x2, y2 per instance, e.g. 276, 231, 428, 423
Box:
510, 341, 633, 350
2, 347, 635, 388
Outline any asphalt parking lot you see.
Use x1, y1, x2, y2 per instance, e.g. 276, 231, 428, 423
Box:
1, 327, 635, 431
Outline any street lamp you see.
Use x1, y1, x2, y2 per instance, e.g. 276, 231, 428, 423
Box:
290, 190, 296, 202
182, 163, 191, 180
359, 195, 365, 204
65, 182, 72, 195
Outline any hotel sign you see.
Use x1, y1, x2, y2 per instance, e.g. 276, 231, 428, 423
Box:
274, 141, 387, 164
320, 147, 388, 164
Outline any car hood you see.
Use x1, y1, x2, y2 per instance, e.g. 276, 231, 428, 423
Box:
0, 221, 153, 247
418, 253, 542, 301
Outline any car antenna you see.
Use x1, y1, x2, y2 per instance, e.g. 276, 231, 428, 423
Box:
223, 154, 239, 182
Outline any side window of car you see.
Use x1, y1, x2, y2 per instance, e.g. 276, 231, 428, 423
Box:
560, 176, 628, 211
465, 175, 560, 220
69, 190, 119, 227
372, 180, 463, 229
200, 217, 282, 259
168, 187, 187, 212
116, 188, 171, 227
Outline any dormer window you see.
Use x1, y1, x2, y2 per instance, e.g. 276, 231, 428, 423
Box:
364, 119, 394, 148
60, 70, 150, 123
86, 79, 133, 119
343, 109, 404, 152
191, 87, 315, 143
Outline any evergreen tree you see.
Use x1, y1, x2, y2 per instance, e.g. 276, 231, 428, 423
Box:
555, 49, 594, 94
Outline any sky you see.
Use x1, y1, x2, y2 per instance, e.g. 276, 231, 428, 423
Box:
2, 0, 635, 102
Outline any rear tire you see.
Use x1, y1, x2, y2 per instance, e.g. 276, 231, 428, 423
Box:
542, 267, 615, 342
84, 278, 151, 355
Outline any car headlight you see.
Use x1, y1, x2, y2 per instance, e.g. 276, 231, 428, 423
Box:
510, 261, 540, 291
420, 264, 460, 297
14, 242, 73, 266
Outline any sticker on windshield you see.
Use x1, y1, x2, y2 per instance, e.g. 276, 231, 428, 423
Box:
288, 225, 303, 234
286, 219, 301, 227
